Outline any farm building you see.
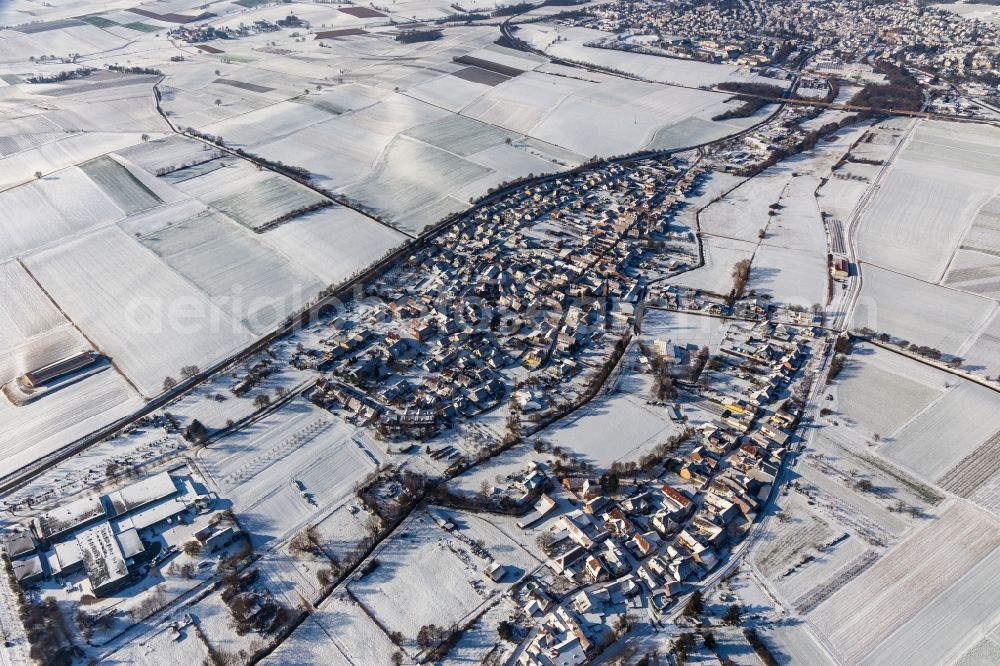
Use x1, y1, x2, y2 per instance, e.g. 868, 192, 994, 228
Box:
19, 351, 100, 389
831, 257, 850, 280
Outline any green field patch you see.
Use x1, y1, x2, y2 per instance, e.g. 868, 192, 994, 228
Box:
80, 156, 162, 215
79, 15, 118, 28
123, 22, 160, 32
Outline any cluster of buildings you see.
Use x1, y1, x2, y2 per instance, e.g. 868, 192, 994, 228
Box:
2, 468, 227, 599
569, 0, 999, 94
308, 159, 703, 442
516, 320, 821, 665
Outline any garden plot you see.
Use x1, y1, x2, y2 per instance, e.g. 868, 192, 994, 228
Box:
268, 592, 396, 665
139, 211, 325, 333
0, 260, 66, 352
345, 135, 493, 233
699, 172, 791, 242
809, 501, 1000, 664
667, 235, 756, 296
747, 244, 827, 307
0, 367, 142, 475
546, 391, 684, 469
79, 155, 162, 214
0, 166, 124, 260
255, 206, 406, 286
859, 544, 1000, 666
858, 120, 1000, 282
882, 381, 1000, 483
834, 343, 944, 437
851, 265, 997, 357
754, 503, 837, 581
641, 308, 730, 354
348, 510, 495, 641
24, 226, 252, 396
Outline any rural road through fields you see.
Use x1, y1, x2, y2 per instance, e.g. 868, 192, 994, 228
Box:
830, 117, 919, 332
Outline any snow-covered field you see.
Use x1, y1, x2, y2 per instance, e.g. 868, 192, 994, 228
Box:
851, 264, 997, 357
748, 244, 827, 307
266, 592, 397, 665
24, 226, 254, 396
858, 120, 1000, 282
0, 366, 143, 474
545, 390, 684, 469
882, 380, 1000, 483
834, 343, 945, 437
139, 210, 326, 333
808, 502, 1000, 664
198, 402, 377, 545
347, 508, 525, 641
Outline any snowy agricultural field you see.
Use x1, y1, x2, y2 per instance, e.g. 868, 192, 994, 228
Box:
347, 509, 512, 642
851, 264, 997, 357
0, 367, 143, 475
266, 592, 396, 665
0, 259, 67, 357
0, 165, 124, 260
345, 134, 492, 233
881, 380, 1000, 483
747, 244, 827, 307
833, 343, 945, 438
859, 546, 1000, 666
254, 205, 407, 285
79, 154, 162, 214
809, 502, 1000, 665
699, 171, 791, 242
545, 390, 684, 469
515, 23, 788, 89
945, 195, 1000, 299
24, 226, 253, 396
139, 210, 327, 334
197, 402, 378, 545
857, 120, 1000, 282
667, 235, 756, 296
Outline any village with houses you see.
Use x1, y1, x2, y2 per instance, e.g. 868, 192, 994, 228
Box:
2, 0, 1000, 663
